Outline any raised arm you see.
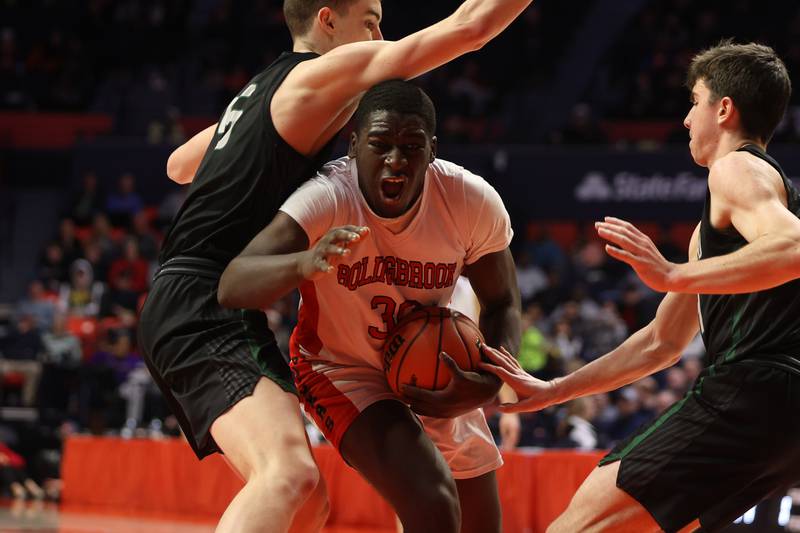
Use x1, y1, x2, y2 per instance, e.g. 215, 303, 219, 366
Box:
166, 124, 217, 185
274, 0, 534, 154
480, 228, 702, 413
597, 152, 800, 293
217, 212, 368, 309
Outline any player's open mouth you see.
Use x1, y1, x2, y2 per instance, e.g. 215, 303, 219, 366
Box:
380, 175, 407, 203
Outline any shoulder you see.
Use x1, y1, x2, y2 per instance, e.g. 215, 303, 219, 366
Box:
709, 150, 782, 205
301, 157, 355, 193
429, 158, 497, 197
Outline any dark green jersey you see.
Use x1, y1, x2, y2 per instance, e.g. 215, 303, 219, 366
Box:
160, 52, 336, 266
698, 144, 800, 374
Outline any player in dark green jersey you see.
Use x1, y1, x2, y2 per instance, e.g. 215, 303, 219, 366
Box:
480, 41, 800, 532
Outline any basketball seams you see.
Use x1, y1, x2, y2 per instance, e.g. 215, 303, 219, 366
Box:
455, 317, 484, 369
432, 308, 446, 389
454, 316, 474, 371
393, 311, 432, 394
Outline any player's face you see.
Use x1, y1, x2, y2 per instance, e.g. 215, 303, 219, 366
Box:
331, 0, 383, 46
350, 110, 437, 219
683, 79, 720, 167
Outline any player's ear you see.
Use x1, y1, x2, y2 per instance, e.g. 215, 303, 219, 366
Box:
718, 96, 734, 126
348, 131, 358, 157
429, 136, 438, 163
317, 6, 336, 36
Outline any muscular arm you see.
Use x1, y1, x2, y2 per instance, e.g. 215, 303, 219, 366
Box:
464, 248, 522, 356
481, 229, 702, 413
598, 152, 800, 293
274, 0, 534, 155
547, 291, 698, 406
669, 153, 800, 293
166, 124, 217, 184
217, 212, 367, 309
217, 213, 310, 309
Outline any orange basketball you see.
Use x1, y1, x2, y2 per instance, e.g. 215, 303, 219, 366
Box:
382, 306, 485, 400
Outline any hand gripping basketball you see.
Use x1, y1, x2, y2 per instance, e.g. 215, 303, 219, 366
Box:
301, 225, 369, 280
382, 306, 502, 418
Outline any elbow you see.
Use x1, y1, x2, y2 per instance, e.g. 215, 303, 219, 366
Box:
166, 152, 191, 185
463, 21, 492, 51
216, 273, 237, 309
649, 330, 684, 368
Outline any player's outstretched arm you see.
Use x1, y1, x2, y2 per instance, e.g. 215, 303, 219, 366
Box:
274, 0, 534, 154
166, 124, 217, 184
480, 229, 703, 413
402, 248, 521, 418
217, 212, 368, 309
597, 153, 800, 293
480, 291, 698, 413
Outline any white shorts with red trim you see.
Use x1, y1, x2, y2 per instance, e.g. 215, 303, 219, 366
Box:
289, 354, 503, 480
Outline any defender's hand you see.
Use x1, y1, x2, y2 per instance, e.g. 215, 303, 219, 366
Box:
403, 352, 502, 418
477, 344, 558, 414
300, 225, 369, 280
596, 217, 677, 292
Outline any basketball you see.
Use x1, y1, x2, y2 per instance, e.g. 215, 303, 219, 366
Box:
383, 306, 485, 400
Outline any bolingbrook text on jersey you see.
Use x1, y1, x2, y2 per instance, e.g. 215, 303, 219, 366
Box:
336, 256, 457, 291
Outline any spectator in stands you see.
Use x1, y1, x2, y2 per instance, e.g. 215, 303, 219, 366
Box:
68, 171, 104, 226
665, 366, 690, 397
15, 280, 56, 332
82, 240, 109, 283
130, 211, 159, 262
516, 304, 552, 371
100, 269, 139, 328
580, 300, 628, 361
654, 389, 679, 416
554, 397, 598, 450
58, 259, 103, 317
108, 238, 149, 294
89, 213, 117, 259
516, 250, 548, 304
105, 172, 143, 227
36, 242, 68, 292
0, 314, 43, 407
552, 319, 582, 362
41, 312, 82, 367
55, 217, 84, 266
81, 328, 142, 432
552, 103, 608, 145
606, 387, 652, 446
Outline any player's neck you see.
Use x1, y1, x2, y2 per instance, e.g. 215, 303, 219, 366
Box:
292, 35, 331, 55
707, 132, 764, 168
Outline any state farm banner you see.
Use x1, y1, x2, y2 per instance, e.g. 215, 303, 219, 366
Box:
443, 145, 800, 223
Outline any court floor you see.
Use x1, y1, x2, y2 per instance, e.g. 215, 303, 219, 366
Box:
0, 500, 392, 533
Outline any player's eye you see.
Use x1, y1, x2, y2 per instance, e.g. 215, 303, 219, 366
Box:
369, 140, 388, 150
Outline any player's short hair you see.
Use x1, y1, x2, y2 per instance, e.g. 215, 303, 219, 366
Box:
686, 40, 791, 143
354, 80, 437, 136
283, 0, 358, 39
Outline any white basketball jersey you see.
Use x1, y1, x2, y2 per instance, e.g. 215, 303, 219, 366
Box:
280, 156, 512, 369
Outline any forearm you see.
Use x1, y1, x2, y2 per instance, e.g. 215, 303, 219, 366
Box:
480, 304, 522, 355
218, 253, 308, 309
479, 304, 522, 393
452, 0, 534, 48
672, 234, 800, 294
551, 325, 679, 404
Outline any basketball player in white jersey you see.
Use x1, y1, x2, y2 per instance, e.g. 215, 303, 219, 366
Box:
218, 80, 521, 533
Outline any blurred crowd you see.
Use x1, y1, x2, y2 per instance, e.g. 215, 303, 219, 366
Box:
4, 0, 799, 144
